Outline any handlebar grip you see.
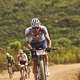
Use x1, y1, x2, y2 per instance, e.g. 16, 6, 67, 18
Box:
51, 48, 58, 50
23, 50, 30, 54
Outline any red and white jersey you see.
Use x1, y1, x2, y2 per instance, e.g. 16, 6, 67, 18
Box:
25, 25, 49, 43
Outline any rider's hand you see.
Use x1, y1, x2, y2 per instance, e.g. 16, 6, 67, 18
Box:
46, 47, 51, 52
30, 48, 36, 53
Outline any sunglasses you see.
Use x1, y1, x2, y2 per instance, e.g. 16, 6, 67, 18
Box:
32, 27, 39, 29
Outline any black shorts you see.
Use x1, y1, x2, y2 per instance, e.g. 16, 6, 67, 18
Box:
20, 61, 26, 65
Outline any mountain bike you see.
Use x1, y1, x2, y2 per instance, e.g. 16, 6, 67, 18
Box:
35, 49, 47, 80
19, 64, 27, 80
25, 48, 57, 80
8, 63, 13, 79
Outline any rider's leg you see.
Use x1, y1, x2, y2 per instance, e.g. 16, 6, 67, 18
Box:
27, 59, 31, 70
32, 59, 38, 80
25, 62, 28, 72
25, 65, 28, 78
11, 63, 14, 74
44, 53, 50, 76
7, 64, 9, 73
8, 62, 12, 73
44, 53, 49, 68
26, 65, 30, 78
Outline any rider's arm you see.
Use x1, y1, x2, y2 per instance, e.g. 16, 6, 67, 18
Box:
26, 41, 32, 49
45, 35, 51, 48
44, 27, 51, 47
25, 27, 32, 49
11, 55, 14, 60
24, 54, 28, 64
12, 56, 15, 63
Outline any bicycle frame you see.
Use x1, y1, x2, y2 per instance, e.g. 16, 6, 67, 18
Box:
19, 64, 27, 80
23, 48, 57, 80
34, 49, 47, 80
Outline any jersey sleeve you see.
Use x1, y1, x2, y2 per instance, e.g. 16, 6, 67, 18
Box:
43, 26, 50, 38
24, 54, 28, 61
10, 55, 14, 61
12, 56, 14, 61
25, 28, 30, 42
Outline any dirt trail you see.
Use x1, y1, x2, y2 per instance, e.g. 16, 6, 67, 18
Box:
0, 63, 80, 80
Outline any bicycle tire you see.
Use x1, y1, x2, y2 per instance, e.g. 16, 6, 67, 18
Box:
8, 66, 13, 79
20, 67, 26, 80
40, 60, 47, 80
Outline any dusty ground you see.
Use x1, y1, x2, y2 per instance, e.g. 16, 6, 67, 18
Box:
0, 63, 80, 80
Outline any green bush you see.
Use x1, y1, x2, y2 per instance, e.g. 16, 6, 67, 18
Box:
49, 46, 79, 64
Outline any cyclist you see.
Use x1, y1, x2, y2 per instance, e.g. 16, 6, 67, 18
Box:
17, 49, 28, 78
5, 53, 15, 74
25, 18, 51, 79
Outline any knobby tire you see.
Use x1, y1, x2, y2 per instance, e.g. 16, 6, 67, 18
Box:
40, 60, 46, 80
8, 66, 13, 79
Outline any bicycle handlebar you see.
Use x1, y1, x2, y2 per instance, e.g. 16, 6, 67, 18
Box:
23, 48, 58, 54
50, 48, 58, 50
23, 50, 30, 54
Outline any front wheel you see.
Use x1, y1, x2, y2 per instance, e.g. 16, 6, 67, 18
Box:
40, 60, 47, 80
20, 67, 26, 80
8, 66, 13, 79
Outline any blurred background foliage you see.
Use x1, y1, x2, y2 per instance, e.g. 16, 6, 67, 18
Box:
0, 0, 80, 71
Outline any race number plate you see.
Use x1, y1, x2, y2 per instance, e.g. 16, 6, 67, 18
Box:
36, 50, 46, 55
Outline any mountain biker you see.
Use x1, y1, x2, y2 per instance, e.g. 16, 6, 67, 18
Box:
25, 18, 51, 79
5, 53, 15, 73
17, 49, 28, 77
6, 53, 14, 64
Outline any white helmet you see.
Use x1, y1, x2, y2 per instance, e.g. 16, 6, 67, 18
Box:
18, 49, 24, 54
6, 53, 10, 56
31, 18, 41, 27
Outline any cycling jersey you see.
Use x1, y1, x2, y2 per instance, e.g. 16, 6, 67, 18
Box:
17, 53, 28, 62
25, 25, 49, 43
20, 61, 26, 65
6, 55, 14, 63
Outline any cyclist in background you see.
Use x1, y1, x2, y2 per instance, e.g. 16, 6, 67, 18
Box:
23, 50, 32, 66
25, 18, 51, 80
6, 53, 14, 64
5, 53, 15, 73
17, 49, 28, 77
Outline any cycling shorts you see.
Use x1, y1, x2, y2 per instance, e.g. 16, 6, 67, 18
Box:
31, 40, 47, 50
8, 60, 14, 64
20, 60, 26, 65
